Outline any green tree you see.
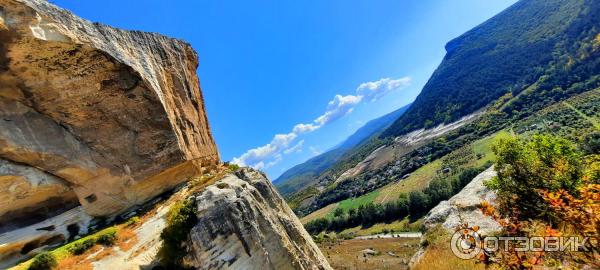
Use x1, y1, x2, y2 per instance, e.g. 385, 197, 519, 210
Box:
333, 207, 345, 217
158, 198, 198, 268
28, 252, 57, 270
425, 178, 452, 205
582, 132, 600, 154
487, 134, 583, 221
408, 191, 430, 217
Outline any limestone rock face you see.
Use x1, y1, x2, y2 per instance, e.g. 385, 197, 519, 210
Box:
0, 0, 219, 226
0, 207, 92, 268
184, 169, 332, 270
409, 167, 501, 268
422, 166, 501, 234
0, 159, 79, 232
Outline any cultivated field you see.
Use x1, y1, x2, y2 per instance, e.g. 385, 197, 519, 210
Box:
318, 237, 420, 270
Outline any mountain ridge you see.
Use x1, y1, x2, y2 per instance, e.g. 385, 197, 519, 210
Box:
382, 0, 592, 137
274, 103, 411, 196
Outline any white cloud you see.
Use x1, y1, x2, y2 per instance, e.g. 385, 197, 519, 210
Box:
315, 94, 362, 126
293, 123, 320, 134
232, 76, 411, 171
284, 140, 304, 154
357, 77, 411, 102
231, 132, 295, 168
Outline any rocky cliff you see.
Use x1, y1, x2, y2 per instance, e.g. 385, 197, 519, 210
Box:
23, 169, 331, 270
184, 169, 332, 270
0, 0, 219, 231
421, 166, 500, 235
409, 167, 501, 267
0, 1, 332, 269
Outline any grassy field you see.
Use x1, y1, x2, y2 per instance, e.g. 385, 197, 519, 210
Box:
300, 191, 381, 223
300, 130, 510, 224
300, 203, 339, 223
336, 190, 381, 212
318, 237, 420, 270
411, 226, 488, 270
338, 218, 422, 236
375, 159, 442, 204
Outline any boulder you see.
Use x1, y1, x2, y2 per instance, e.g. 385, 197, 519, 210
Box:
184, 169, 332, 270
422, 166, 501, 235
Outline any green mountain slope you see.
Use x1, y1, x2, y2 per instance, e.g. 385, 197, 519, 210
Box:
274, 104, 411, 197
287, 0, 600, 215
383, 0, 600, 137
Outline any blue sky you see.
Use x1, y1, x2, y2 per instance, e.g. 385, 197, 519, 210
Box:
52, 0, 516, 179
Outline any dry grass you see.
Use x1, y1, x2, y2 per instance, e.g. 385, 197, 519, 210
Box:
116, 228, 138, 252
375, 159, 443, 204
338, 218, 422, 236
412, 226, 490, 270
318, 237, 420, 270
300, 203, 339, 223
49, 223, 139, 269
55, 246, 99, 270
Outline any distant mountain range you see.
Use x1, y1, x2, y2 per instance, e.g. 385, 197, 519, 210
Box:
274, 103, 411, 196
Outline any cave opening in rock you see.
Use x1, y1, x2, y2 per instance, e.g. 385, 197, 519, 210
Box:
84, 194, 97, 203
40, 234, 66, 247
67, 223, 80, 241
20, 240, 40, 255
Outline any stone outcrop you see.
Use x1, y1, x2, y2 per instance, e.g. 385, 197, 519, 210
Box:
421, 166, 501, 234
0, 1, 330, 269
184, 169, 332, 270
0, 0, 219, 231
409, 167, 501, 268
0, 207, 92, 268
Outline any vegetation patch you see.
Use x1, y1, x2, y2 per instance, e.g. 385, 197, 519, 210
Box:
302, 131, 507, 233
27, 252, 57, 270
479, 134, 599, 269
158, 197, 198, 269
304, 164, 487, 235
412, 226, 485, 270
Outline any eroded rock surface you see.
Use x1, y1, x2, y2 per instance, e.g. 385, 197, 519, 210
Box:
422, 166, 501, 234
0, 0, 219, 225
184, 169, 332, 270
0, 207, 92, 268
408, 167, 501, 268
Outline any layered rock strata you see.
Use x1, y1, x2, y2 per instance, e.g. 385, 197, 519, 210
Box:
421, 166, 500, 234
0, 0, 219, 229
183, 169, 332, 270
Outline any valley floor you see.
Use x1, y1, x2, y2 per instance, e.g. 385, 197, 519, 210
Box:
318, 236, 420, 270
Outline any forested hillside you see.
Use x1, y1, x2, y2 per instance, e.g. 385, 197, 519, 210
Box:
285, 0, 600, 217
383, 0, 600, 137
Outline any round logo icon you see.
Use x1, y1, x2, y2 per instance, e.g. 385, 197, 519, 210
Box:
451, 227, 482, 259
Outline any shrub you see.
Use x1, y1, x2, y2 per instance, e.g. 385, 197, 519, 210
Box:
68, 239, 95, 255
582, 132, 600, 154
332, 207, 345, 217
486, 134, 583, 221
125, 216, 140, 227
408, 191, 429, 217
28, 252, 57, 270
226, 162, 240, 171
478, 134, 598, 269
96, 227, 117, 246
158, 197, 198, 268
